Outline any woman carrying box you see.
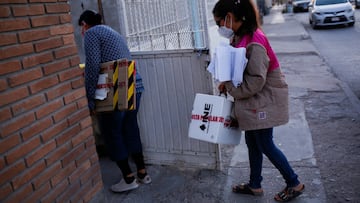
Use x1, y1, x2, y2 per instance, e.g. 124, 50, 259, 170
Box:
78, 10, 151, 193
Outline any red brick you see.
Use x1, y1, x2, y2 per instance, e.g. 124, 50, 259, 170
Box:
23, 182, 51, 203
84, 180, 103, 203
71, 77, 84, 89
0, 86, 29, 107
25, 140, 56, 166
69, 55, 81, 67
0, 160, 26, 186
62, 34, 75, 45
0, 6, 10, 17
68, 159, 90, 183
54, 45, 77, 59
55, 180, 80, 203
45, 3, 70, 13
21, 117, 53, 141
34, 37, 63, 52
64, 88, 86, 105
18, 28, 50, 43
45, 143, 71, 166
70, 179, 91, 203
0, 0, 27, 3
0, 157, 5, 170
62, 144, 85, 167
50, 24, 74, 36
11, 160, 46, 190
30, 15, 59, 27
59, 68, 82, 82
51, 161, 75, 186
67, 108, 89, 126
12, 4, 45, 16
0, 18, 30, 32
0, 183, 13, 201
89, 153, 99, 165
35, 98, 63, 119
55, 124, 81, 146
59, 13, 71, 24
0, 60, 21, 75
84, 136, 96, 150
41, 119, 68, 142
71, 126, 92, 147
22, 51, 53, 68
0, 107, 11, 123
52, 103, 76, 123
29, 75, 59, 94
29, 0, 57, 2
42, 179, 68, 203
74, 147, 91, 167
0, 112, 34, 137
76, 97, 88, 110
3, 183, 33, 203
42, 58, 69, 75
80, 162, 100, 185
0, 78, 7, 91
0, 43, 34, 60
5, 137, 41, 164
9, 67, 43, 87
79, 116, 92, 130
12, 94, 45, 116
0, 133, 21, 154
45, 82, 71, 100
0, 33, 17, 46
32, 162, 61, 189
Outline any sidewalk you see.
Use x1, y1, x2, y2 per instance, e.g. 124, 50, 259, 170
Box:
92, 6, 328, 203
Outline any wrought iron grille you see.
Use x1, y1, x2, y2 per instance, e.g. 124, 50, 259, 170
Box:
123, 0, 208, 51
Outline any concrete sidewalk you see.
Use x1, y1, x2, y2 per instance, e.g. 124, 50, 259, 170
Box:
92, 6, 329, 203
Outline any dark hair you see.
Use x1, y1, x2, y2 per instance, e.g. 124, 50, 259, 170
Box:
78, 10, 102, 26
212, 0, 260, 37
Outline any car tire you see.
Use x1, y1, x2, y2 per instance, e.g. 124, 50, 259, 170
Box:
311, 20, 318, 29
348, 22, 355, 26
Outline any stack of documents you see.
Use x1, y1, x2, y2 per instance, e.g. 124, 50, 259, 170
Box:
207, 42, 248, 87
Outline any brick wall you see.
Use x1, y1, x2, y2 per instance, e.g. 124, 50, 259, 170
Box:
0, 1, 103, 202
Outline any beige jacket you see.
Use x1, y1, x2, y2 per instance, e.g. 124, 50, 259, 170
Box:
224, 43, 289, 131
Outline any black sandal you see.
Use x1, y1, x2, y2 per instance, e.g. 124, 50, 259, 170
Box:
274, 184, 305, 202
232, 183, 264, 196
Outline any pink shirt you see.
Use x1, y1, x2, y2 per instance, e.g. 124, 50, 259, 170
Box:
234, 29, 279, 72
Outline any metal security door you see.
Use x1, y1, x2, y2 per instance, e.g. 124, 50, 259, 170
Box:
132, 50, 218, 168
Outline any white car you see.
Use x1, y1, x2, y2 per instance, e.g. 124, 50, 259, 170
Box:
308, 0, 355, 29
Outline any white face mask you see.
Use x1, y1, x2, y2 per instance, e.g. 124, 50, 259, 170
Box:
218, 16, 234, 39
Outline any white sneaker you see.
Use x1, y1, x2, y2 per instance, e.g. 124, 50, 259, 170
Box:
138, 174, 152, 184
111, 178, 139, 193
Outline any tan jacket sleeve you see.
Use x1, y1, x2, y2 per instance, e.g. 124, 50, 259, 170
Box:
224, 43, 269, 99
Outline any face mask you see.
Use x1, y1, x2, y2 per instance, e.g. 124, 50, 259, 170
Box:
218, 16, 234, 39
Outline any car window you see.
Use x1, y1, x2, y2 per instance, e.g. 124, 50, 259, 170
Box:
315, 0, 348, 5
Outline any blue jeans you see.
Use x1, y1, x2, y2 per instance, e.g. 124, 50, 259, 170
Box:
97, 92, 143, 161
245, 128, 300, 189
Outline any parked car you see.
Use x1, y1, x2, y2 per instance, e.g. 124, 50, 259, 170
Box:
293, 0, 311, 12
309, 0, 355, 29
355, 0, 360, 8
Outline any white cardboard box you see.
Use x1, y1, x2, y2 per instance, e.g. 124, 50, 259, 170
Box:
188, 93, 241, 145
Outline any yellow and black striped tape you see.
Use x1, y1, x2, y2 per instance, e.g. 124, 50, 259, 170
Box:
112, 61, 119, 110
127, 61, 136, 110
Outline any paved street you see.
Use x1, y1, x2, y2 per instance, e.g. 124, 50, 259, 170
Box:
91, 5, 360, 203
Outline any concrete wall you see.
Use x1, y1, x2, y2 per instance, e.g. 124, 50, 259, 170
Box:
0, 1, 102, 202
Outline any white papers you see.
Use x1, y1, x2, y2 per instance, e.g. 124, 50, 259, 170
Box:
207, 42, 248, 86
95, 73, 109, 100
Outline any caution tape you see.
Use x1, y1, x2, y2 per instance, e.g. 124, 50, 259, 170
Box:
127, 61, 136, 110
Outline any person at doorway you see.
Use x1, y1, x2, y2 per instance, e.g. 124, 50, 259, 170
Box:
78, 10, 151, 193
212, 0, 305, 202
